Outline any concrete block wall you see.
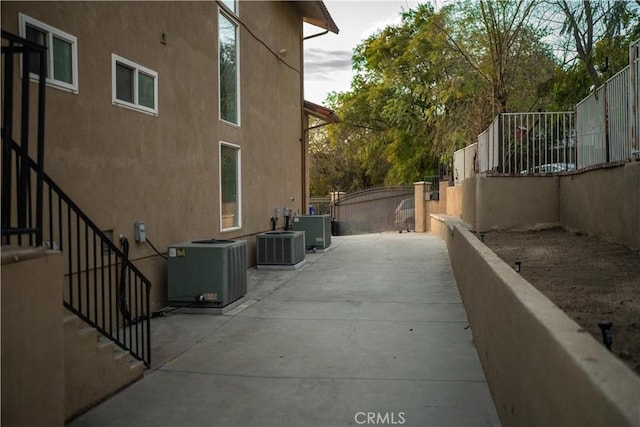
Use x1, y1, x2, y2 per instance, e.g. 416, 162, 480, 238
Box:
431, 215, 640, 427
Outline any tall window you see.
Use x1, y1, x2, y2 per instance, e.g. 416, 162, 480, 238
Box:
220, 143, 241, 231
220, 0, 236, 14
111, 54, 158, 115
219, 11, 239, 125
19, 13, 78, 93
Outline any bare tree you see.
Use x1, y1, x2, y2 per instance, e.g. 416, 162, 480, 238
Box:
556, 0, 637, 89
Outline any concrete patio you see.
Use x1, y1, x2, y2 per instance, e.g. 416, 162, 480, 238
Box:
69, 233, 499, 427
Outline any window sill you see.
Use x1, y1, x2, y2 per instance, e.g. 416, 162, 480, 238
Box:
29, 75, 78, 94
112, 101, 158, 116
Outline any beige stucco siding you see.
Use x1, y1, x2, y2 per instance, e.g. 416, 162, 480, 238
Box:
2, 1, 307, 308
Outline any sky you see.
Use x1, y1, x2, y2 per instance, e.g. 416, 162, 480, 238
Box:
303, 0, 421, 105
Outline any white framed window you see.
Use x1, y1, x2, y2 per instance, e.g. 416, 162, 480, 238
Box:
219, 10, 240, 126
220, 142, 241, 231
111, 54, 158, 115
18, 13, 78, 93
220, 0, 236, 15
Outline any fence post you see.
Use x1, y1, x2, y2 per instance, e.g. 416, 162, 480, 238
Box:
498, 114, 504, 173
413, 182, 428, 233
604, 82, 610, 163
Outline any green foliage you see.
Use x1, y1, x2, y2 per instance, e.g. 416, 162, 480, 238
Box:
310, 0, 639, 192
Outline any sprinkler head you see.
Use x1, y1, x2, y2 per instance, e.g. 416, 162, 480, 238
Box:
598, 322, 613, 350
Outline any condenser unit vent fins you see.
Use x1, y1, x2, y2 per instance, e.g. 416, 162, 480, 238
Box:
256, 231, 305, 268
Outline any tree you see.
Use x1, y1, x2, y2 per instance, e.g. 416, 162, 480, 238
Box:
554, 0, 640, 90
434, 0, 550, 114
313, 1, 574, 190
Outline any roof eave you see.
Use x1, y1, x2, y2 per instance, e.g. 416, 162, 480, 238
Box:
296, 1, 339, 34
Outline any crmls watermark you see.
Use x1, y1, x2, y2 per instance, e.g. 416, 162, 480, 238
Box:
354, 412, 406, 425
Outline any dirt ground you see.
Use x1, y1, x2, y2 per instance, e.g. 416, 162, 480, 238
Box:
481, 228, 640, 376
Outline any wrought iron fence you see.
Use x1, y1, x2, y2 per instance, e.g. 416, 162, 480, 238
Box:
500, 112, 575, 175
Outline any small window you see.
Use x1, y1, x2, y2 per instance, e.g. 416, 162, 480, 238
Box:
220, 142, 241, 231
111, 54, 158, 115
19, 13, 78, 92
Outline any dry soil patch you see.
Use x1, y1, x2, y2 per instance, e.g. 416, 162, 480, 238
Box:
482, 228, 640, 375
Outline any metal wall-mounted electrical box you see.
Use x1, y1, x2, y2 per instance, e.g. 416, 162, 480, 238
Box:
256, 231, 305, 268
134, 221, 146, 242
167, 239, 247, 307
293, 214, 331, 250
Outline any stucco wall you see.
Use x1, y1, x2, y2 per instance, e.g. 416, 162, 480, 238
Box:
474, 174, 560, 232
444, 163, 639, 250
1, 2, 307, 307
431, 215, 640, 427
445, 183, 463, 218
461, 177, 476, 227
415, 181, 449, 233
560, 162, 640, 250
1, 248, 65, 427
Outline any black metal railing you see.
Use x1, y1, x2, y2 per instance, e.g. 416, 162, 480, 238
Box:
1, 30, 46, 246
44, 168, 152, 367
2, 31, 151, 367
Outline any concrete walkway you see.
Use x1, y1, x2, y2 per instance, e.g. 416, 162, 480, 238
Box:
70, 233, 500, 427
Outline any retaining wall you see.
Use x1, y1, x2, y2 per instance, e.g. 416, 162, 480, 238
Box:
436, 162, 640, 250
431, 214, 640, 426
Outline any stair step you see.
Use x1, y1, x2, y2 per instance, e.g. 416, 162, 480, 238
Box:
63, 313, 78, 324
130, 360, 145, 371
78, 326, 97, 337
97, 339, 114, 350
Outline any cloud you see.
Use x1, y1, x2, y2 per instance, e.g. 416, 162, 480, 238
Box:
304, 48, 354, 80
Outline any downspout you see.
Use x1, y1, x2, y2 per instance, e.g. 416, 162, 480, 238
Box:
300, 22, 308, 216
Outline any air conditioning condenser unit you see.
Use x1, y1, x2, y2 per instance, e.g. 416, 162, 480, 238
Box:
292, 214, 331, 251
167, 239, 247, 307
256, 231, 305, 269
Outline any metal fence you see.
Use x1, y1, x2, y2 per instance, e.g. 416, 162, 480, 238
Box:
455, 111, 575, 181
576, 66, 633, 168
633, 39, 639, 157
502, 112, 575, 174
333, 186, 413, 235
308, 197, 332, 216
454, 143, 478, 185
456, 38, 640, 181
